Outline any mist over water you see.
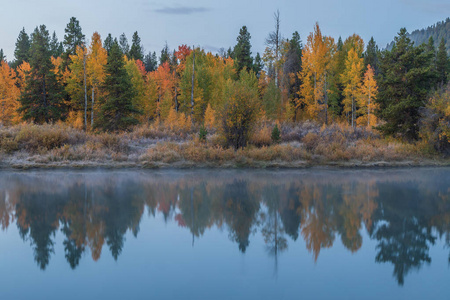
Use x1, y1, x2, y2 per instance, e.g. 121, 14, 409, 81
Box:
0, 168, 448, 300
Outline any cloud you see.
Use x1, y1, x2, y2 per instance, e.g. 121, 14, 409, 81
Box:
154, 6, 211, 15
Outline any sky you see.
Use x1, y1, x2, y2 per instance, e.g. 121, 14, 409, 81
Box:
0, 0, 449, 61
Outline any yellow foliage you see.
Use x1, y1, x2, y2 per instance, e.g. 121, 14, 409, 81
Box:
66, 111, 84, 130
0, 61, 21, 125
357, 65, 379, 127
341, 48, 363, 127
298, 23, 335, 121
204, 103, 216, 130
166, 107, 178, 130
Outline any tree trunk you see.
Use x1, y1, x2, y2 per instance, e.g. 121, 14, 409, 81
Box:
91, 86, 95, 128
324, 73, 328, 126
191, 47, 195, 119
43, 76, 47, 123
368, 86, 371, 127
83, 54, 87, 131
175, 86, 178, 112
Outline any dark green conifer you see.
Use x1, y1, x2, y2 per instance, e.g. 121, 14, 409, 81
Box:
18, 25, 66, 123
96, 40, 139, 131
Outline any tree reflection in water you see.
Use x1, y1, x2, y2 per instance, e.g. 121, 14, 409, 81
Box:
0, 169, 448, 285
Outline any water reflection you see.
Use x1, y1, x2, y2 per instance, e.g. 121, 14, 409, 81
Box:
0, 169, 448, 285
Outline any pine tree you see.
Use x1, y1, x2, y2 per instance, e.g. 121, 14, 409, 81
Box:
12, 28, 30, 68
96, 40, 139, 131
364, 37, 379, 75
0, 49, 5, 62
129, 31, 144, 61
160, 42, 170, 65
283, 31, 303, 116
234, 26, 253, 74
50, 31, 63, 58
436, 38, 449, 86
119, 33, 129, 56
376, 28, 435, 141
329, 36, 345, 118
144, 51, 158, 72
253, 52, 263, 76
63, 17, 85, 63
18, 25, 66, 123
103, 34, 114, 54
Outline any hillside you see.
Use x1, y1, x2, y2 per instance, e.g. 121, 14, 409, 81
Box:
386, 18, 450, 52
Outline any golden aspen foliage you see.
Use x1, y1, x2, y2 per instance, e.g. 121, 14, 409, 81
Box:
299, 23, 335, 122
341, 48, 364, 127
16, 61, 31, 91
357, 65, 378, 127
165, 107, 178, 130
67, 45, 88, 113
0, 61, 21, 125
159, 91, 174, 121
204, 103, 216, 130
125, 57, 147, 121
87, 32, 107, 126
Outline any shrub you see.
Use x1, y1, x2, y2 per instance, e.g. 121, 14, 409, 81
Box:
199, 126, 207, 142
250, 125, 272, 147
98, 133, 129, 153
420, 85, 450, 156
220, 71, 260, 149
271, 125, 281, 144
302, 132, 320, 151
15, 124, 71, 152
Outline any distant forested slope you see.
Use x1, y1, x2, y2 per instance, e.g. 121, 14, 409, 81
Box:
386, 18, 450, 53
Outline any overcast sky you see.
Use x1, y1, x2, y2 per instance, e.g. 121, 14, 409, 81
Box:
1, 0, 449, 61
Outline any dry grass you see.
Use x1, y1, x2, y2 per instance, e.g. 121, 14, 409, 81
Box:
0, 122, 447, 168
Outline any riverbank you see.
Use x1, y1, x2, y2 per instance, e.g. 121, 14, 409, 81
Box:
1, 123, 449, 169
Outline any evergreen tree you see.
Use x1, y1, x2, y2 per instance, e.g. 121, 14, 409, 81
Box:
253, 52, 263, 76
160, 42, 170, 65
12, 28, 30, 68
119, 33, 129, 56
103, 33, 114, 54
129, 31, 144, 61
329, 36, 345, 118
50, 31, 63, 58
426, 36, 439, 88
376, 28, 435, 141
364, 37, 379, 74
234, 26, 253, 74
283, 31, 303, 106
63, 17, 85, 61
0, 49, 5, 62
436, 38, 449, 86
227, 47, 234, 59
18, 25, 65, 123
97, 40, 139, 131
144, 51, 157, 72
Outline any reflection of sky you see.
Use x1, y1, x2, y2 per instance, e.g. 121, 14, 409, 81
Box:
1, 0, 450, 60
0, 207, 448, 300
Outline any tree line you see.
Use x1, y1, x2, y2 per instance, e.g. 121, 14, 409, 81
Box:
0, 15, 449, 146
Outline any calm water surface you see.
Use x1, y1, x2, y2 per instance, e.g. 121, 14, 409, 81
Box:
0, 168, 448, 300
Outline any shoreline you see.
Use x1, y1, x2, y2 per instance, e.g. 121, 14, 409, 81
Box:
1, 158, 449, 170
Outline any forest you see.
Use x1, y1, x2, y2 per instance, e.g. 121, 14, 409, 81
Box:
0, 15, 449, 167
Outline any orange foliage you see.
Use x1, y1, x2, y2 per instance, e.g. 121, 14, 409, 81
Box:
0, 61, 21, 125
